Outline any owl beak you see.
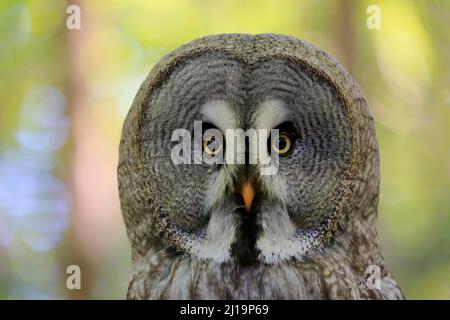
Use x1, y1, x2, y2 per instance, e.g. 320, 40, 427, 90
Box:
241, 181, 255, 213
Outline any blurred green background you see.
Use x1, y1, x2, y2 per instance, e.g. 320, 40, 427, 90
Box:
0, 0, 449, 299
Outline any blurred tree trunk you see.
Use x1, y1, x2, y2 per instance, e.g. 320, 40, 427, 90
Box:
336, 0, 355, 73
64, 0, 94, 299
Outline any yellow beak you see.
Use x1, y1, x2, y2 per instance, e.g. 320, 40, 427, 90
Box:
241, 181, 255, 213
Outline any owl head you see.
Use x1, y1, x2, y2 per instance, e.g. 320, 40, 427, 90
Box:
118, 34, 379, 267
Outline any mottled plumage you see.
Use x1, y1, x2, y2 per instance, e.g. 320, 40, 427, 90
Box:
118, 34, 403, 299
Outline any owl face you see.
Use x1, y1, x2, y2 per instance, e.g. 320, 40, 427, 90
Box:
119, 34, 402, 300
139, 51, 352, 265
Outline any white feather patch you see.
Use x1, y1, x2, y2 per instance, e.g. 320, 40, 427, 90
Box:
200, 100, 236, 132
254, 99, 290, 131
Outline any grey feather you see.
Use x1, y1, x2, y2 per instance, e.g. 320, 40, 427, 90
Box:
118, 34, 403, 300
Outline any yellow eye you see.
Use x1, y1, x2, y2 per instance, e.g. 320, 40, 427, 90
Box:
272, 132, 292, 155
203, 136, 222, 156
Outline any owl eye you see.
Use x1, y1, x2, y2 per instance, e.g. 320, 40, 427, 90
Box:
203, 136, 222, 156
272, 132, 293, 155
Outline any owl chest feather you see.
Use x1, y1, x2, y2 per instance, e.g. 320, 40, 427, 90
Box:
127, 249, 395, 300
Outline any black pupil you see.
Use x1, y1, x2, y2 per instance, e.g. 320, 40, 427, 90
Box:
276, 136, 287, 151
207, 138, 219, 152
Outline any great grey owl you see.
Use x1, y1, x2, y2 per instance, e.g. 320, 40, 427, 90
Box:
118, 34, 404, 299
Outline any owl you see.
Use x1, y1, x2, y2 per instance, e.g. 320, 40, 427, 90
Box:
118, 34, 404, 299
